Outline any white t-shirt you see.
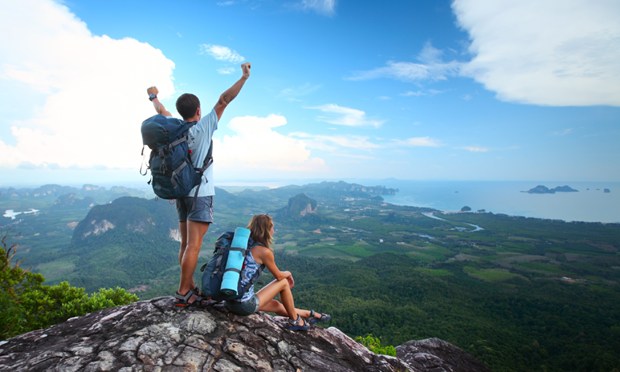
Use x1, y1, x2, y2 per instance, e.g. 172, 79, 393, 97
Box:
187, 108, 218, 196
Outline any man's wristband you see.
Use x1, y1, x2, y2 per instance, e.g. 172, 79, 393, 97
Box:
148, 93, 157, 101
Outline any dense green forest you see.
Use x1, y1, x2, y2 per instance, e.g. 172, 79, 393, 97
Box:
1, 182, 619, 371
279, 253, 620, 371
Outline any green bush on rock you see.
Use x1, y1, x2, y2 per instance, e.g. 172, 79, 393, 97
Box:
356, 334, 397, 356
1, 236, 138, 339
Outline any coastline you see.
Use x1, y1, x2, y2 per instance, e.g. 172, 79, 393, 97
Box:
380, 180, 620, 224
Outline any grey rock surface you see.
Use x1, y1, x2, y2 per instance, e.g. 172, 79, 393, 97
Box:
0, 297, 489, 371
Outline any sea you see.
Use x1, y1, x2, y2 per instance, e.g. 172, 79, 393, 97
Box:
377, 180, 620, 224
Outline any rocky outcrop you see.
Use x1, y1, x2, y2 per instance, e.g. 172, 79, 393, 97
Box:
285, 193, 318, 218
0, 297, 489, 371
397, 338, 490, 371
525, 185, 578, 194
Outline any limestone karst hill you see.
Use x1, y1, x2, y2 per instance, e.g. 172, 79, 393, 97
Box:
0, 297, 489, 371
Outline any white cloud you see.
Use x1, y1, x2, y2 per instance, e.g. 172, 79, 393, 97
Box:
216, 114, 326, 177
402, 89, 443, 97
348, 43, 461, 82
199, 44, 245, 64
453, 0, 620, 106
402, 91, 425, 97
217, 67, 236, 75
290, 132, 380, 152
552, 128, 574, 136
461, 146, 488, 153
396, 137, 442, 148
300, 0, 336, 16
278, 83, 322, 102
308, 104, 384, 127
349, 61, 430, 81
0, 0, 175, 170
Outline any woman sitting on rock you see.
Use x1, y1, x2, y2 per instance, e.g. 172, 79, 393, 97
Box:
225, 214, 330, 331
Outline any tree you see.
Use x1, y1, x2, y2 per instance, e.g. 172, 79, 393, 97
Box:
355, 334, 397, 356
1, 235, 138, 339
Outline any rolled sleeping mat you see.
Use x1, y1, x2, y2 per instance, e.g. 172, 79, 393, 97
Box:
220, 227, 251, 297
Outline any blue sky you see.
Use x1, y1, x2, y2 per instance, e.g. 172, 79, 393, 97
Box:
1, 0, 619, 187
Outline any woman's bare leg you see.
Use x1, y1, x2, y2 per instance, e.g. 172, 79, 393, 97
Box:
256, 278, 300, 320
260, 298, 318, 318
256, 278, 327, 323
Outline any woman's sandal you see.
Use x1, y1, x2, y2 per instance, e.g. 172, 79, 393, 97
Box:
285, 315, 310, 331
308, 310, 331, 325
174, 288, 205, 308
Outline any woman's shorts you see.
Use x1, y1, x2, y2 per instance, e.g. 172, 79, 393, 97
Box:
224, 295, 259, 316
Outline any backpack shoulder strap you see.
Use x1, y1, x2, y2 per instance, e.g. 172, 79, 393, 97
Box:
242, 238, 265, 292
189, 139, 213, 203
184, 119, 212, 172
198, 139, 214, 172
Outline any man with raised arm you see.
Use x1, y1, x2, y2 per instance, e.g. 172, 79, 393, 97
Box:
146, 62, 251, 306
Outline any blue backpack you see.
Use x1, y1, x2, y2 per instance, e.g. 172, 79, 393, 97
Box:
200, 228, 264, 302
140, 114, 212, 199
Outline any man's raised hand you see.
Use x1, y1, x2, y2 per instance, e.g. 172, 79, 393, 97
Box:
241, 63, 251, 79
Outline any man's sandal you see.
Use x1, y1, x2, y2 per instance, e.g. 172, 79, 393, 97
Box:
174, 288, 205, 308
285, 315, 310, 331
308, 310, 331, 325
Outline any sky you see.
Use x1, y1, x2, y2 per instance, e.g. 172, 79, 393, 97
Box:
1, 0, 619, 187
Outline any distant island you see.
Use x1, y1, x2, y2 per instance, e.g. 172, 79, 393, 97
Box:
524, 185, 579, 194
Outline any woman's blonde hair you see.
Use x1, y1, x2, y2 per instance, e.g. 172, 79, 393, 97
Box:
247, 214, 273, 249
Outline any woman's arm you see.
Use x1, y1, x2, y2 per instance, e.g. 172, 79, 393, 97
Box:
256, 246, 293, 286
